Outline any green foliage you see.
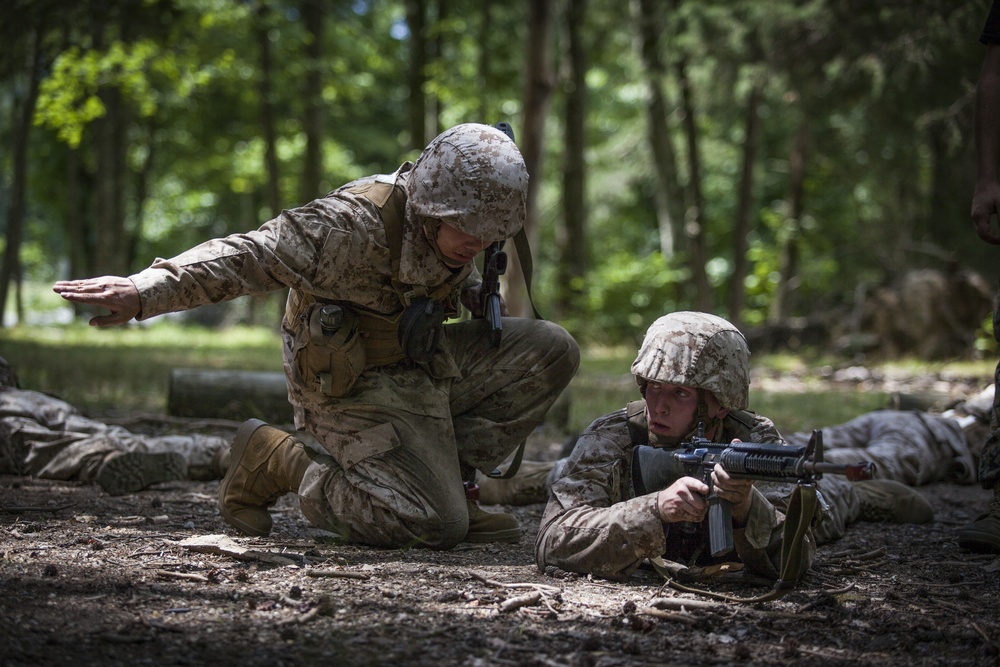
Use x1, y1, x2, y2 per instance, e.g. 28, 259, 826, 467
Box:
2, 0, 996, 350
561, 251, 688, 345
1, 322, 282, 411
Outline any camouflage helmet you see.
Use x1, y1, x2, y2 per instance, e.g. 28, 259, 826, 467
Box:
406, 123, 528, 242
631, 311, 750, 411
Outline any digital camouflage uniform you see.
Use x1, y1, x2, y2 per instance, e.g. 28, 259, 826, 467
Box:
495, 391, 989, 544
128, 124, 580, 548
0, 385, 227, 490
786, 410, 977, 544
534, 403, 806, 582
535, 312, 817, 582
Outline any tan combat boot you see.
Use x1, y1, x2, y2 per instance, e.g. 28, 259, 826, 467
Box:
465, 501, 522, 543
957, 489, 1000, 554
218, 419, 313, 537
477, 460, 557, 506
96, 452, 188, 496
855, 479, 934, 524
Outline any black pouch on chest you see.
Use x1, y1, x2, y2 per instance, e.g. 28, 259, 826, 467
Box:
398, 297, 446, 364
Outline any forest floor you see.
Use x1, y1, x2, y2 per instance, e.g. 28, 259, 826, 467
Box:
2, 370, 999, 667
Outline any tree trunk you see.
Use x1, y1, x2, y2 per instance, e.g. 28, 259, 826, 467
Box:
127, 130, 155, 271
299, 0, 325, 202
0, 26, 42, 325
556, 0, 588, 318
406, 0, 428, 150
477, 0, 494, 121
727, 82, 761, 329
675, 53, 711, 311
769, 120, 809, 325
429, 0, 448, 139
168, 368, 293, 424
256, 5, 281, 218
93, 86, 130, 277
506, 0, 555, 318
632, 0, 684, 260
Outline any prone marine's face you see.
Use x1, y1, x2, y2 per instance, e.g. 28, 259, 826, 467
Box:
644, 381, 727, 442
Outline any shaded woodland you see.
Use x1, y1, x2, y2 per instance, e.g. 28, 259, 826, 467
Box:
0, 0, 996, 352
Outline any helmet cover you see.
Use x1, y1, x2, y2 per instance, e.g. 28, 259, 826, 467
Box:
631, 311, 750, 411
406, 123, 527, 242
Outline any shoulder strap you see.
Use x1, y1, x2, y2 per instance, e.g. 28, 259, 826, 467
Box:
626, 399, 648, 447
511, 229, 542, 320
348, 165, 461, 306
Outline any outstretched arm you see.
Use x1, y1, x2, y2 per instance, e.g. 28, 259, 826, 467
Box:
52, 276, 141, 326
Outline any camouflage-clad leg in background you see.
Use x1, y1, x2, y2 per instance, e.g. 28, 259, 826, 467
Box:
784, 411, 972, 544
0, 385, 229, 494
297, 318, 579, 549
958, 283, 1000, 552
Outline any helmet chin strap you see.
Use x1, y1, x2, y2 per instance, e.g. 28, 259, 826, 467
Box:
420, 216, 462, 267
686, 388, 722, 441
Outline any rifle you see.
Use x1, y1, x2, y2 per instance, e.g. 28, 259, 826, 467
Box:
672, 425, 875, 558
480, 121, 515, 347
482, 241, 507, 347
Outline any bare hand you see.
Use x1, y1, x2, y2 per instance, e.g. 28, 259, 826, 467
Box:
461, 283, 509, 319
52, 276, 141, 326
971, 180, 1000, 245
712, 464, 755, 525
656, 477, 710, 524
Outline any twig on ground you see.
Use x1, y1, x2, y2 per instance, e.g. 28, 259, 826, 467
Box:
1, 503, 77, 514
154, 569, 210, 583
306, 568, 370, 580
639, 607, 700, 625
466, 570, 561, 595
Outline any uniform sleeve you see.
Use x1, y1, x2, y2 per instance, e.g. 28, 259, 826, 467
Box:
534, 421, 668, 582
130, 196, 377, 319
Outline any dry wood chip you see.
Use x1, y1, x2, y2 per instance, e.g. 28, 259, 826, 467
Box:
500, 591, 541, 613
647, 596, 723, 612
155, 569, 210, 583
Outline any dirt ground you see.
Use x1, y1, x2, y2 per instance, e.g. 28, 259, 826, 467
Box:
2, 373, 1000, 667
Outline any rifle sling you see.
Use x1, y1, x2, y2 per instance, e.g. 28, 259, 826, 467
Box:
624, 398, 817, 603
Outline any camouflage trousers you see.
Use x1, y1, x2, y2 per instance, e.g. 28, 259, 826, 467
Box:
0, 387, 228, 482
781, 410, 974, 544
295, 318, 579, 549
980, 281, 1000, 490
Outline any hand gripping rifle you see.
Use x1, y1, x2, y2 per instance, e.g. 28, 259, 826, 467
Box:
673, 426, 875, 558
480, 121, 516, 347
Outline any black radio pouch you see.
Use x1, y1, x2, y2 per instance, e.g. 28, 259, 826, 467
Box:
398, 297, 446, 364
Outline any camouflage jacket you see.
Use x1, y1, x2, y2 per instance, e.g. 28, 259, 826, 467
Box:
129, 165, 477, 321
534, 403, 816, 582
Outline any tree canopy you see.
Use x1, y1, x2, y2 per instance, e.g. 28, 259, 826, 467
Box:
0, 0, 993, 349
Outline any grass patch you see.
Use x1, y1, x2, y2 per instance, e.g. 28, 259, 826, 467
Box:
2, 323, 283, 412
2, 323, 992, 436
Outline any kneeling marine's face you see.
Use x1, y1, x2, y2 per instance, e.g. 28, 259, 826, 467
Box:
434, 221, 489, 267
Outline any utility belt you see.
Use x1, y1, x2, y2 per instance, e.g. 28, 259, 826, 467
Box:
286, 289, 458, 398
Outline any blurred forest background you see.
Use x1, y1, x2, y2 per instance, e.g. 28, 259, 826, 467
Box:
1, 0, 997, 358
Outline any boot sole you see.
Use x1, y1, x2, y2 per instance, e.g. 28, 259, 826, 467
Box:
97, 452, 187, 495
217, 418, 270, 537
957, 529, 1000, 554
